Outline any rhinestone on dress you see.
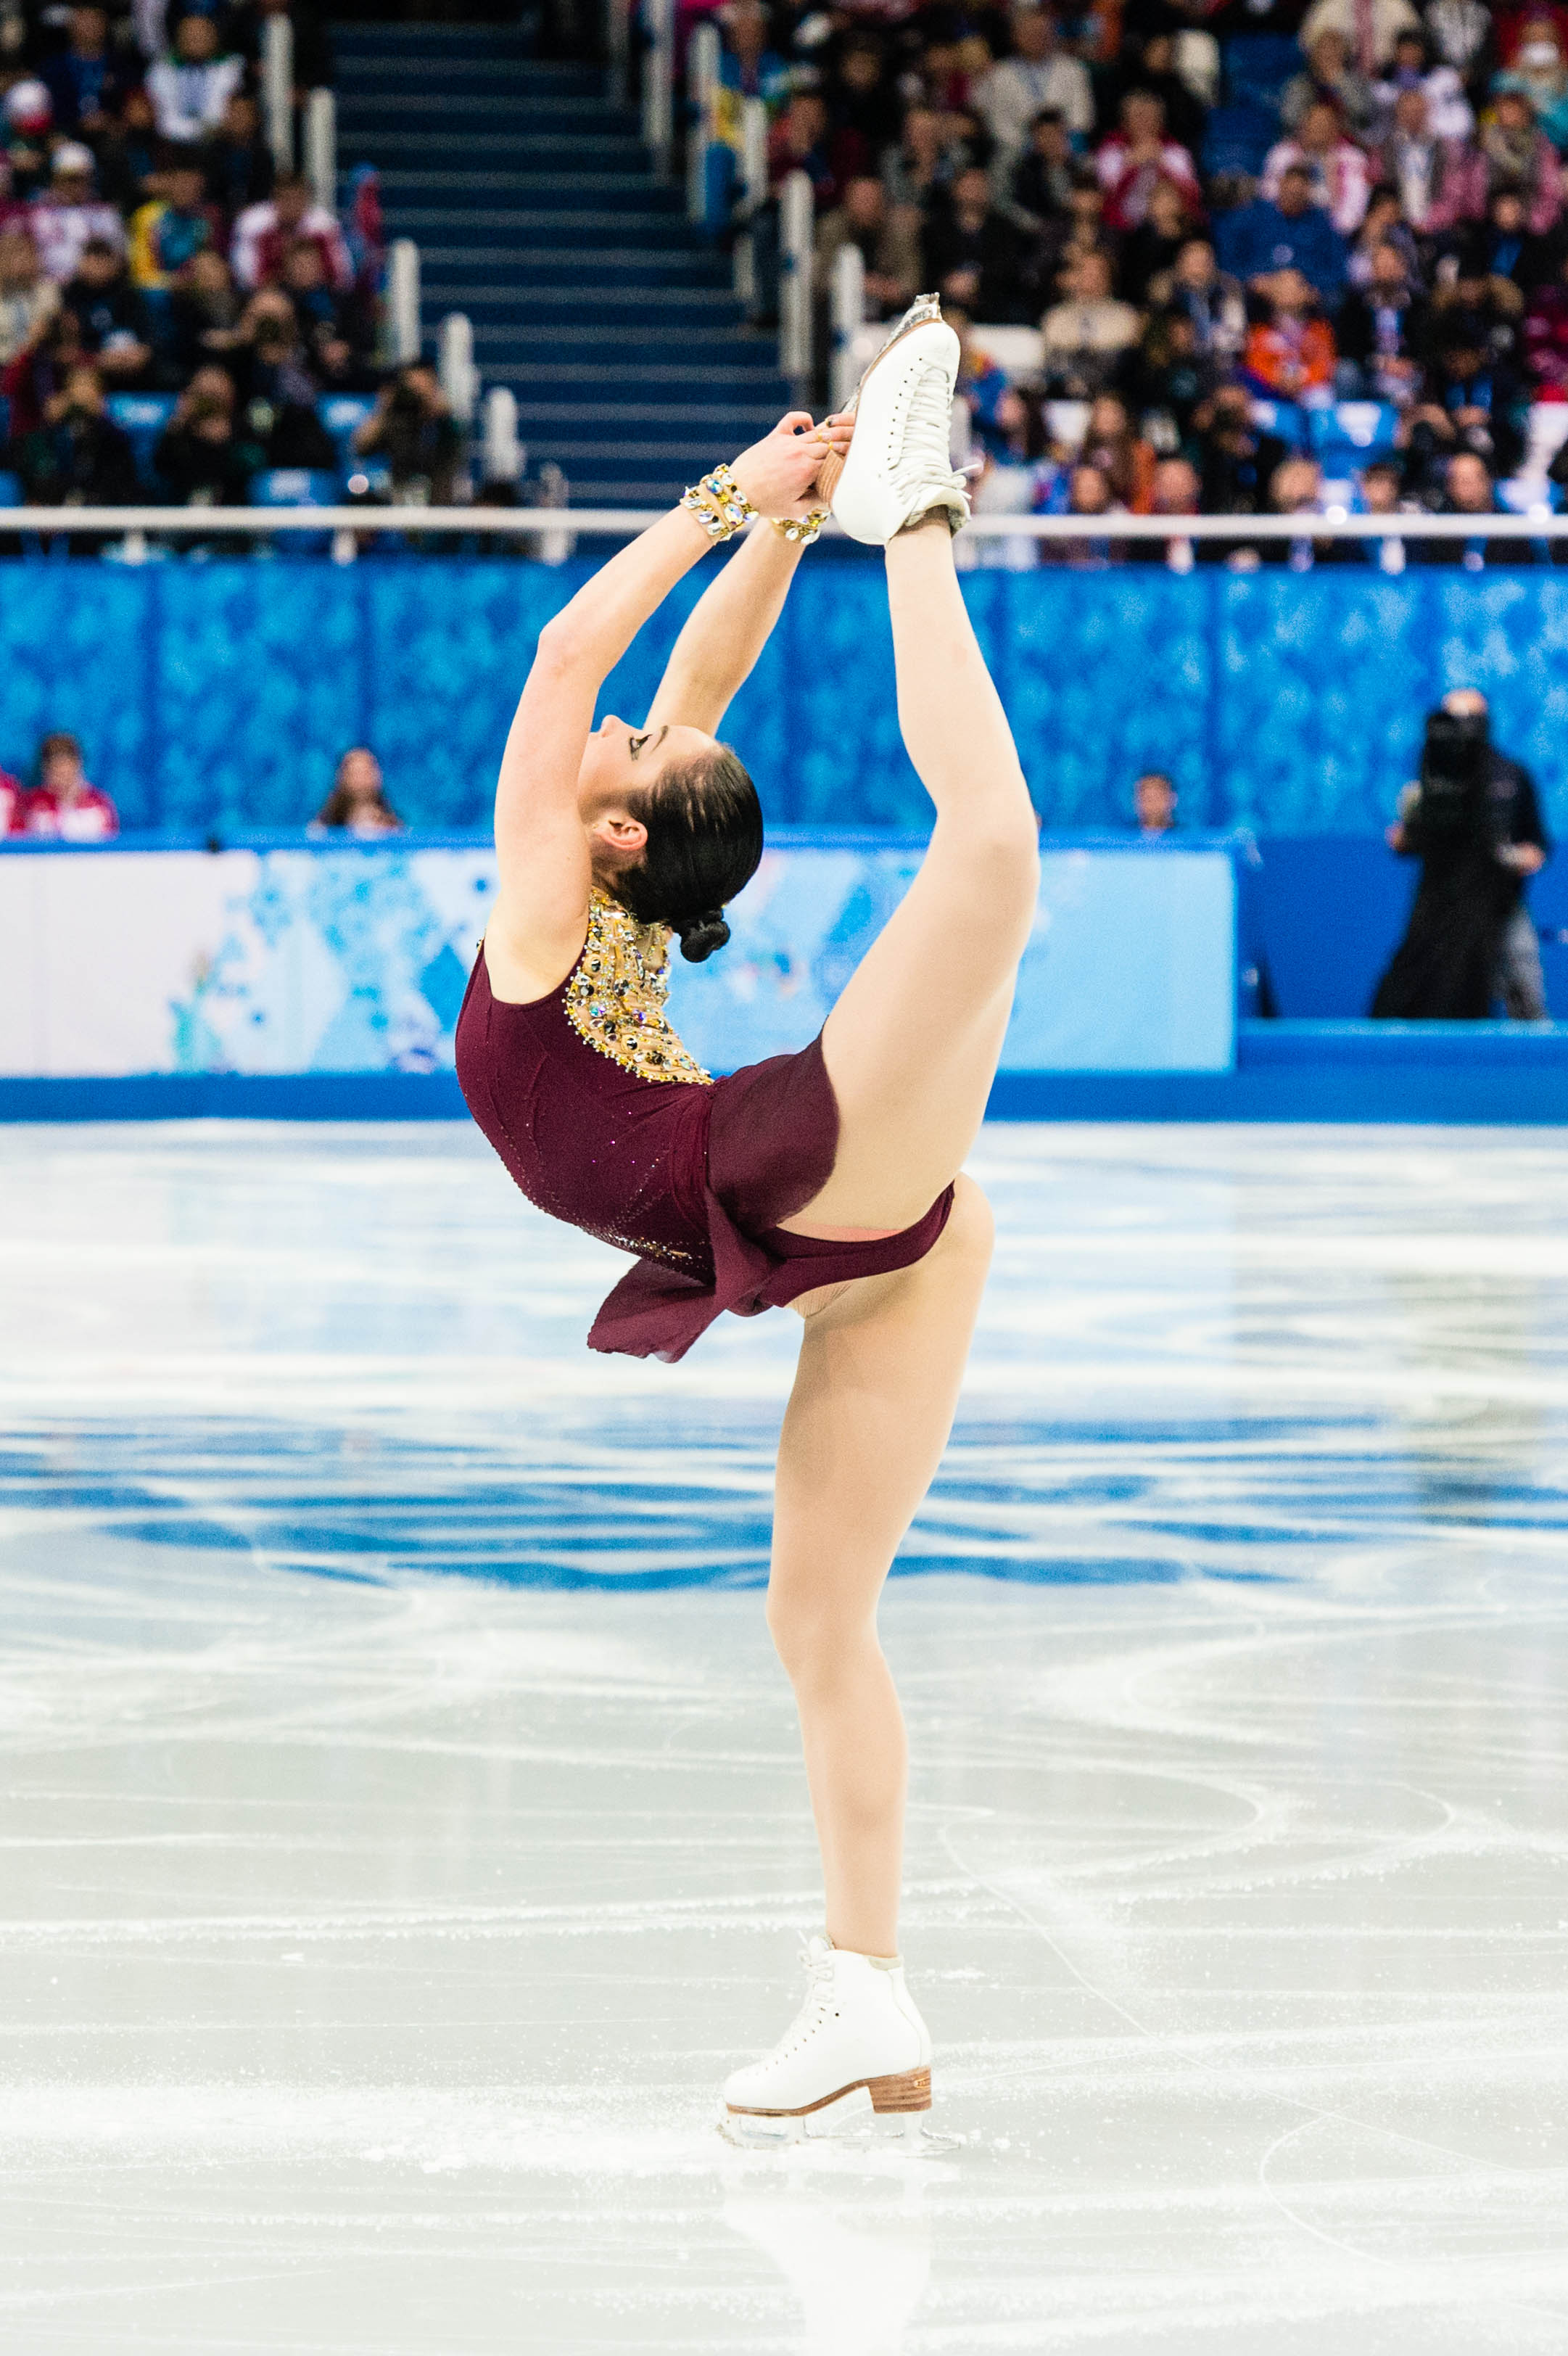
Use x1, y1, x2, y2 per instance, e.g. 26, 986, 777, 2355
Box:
564, 888, 712, 1087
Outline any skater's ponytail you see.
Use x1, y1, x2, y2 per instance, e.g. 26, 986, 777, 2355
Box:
617, 743, 762, 960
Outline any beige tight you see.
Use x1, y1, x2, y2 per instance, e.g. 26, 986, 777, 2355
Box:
767, 521, 1040, 1958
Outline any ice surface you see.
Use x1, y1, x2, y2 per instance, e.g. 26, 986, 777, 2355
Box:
0, 1122, 1565, 2350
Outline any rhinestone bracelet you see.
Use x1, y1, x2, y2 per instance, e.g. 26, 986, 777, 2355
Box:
774, 508, 828, 545
679, 464, 759, 543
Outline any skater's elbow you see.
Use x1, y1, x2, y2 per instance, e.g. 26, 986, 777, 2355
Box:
532, 613, 588, 675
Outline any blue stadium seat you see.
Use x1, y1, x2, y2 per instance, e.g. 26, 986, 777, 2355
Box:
317, 395, 376, 478
1222, 33, 1300, 112
105, 392, 177, 485
1249, 398, 1310, 451
251, 468, 339, 554
1308, 401, 1399, 474
1202, 102, 1279, 178
251, 469, 339, 506
1497, 477, 1561, 514
0, 471, 21, 507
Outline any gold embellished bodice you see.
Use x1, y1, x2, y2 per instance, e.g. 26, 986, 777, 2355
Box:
564, 888, 712, 1087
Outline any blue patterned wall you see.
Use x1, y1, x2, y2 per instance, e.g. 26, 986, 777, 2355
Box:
4, 559, 1566, 836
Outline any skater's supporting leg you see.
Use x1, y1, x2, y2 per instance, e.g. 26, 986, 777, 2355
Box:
767, 1177, 994, 1956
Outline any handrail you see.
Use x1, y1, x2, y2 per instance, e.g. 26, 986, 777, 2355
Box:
687, 20, 721, 224
388, 239, 421, 365
642, 0, 674, 175
304, 86, 335, 214
829, 242, 865, 414
731, 94, 769, 310
778, 168, 813, 386
742, 95, 769, 207
607, 0, 630, 104
437, 311, 477, 424
261, 14, 293, 173
4, 508, 1564, 540
482, 385, 523, 485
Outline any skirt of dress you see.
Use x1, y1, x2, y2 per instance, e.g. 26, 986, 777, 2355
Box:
588, 1036, 954, 1362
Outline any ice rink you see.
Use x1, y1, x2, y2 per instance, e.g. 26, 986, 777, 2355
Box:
2, 1120, 1566, 2352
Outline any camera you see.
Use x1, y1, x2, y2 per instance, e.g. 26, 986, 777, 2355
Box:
1416, 707, 1489, 845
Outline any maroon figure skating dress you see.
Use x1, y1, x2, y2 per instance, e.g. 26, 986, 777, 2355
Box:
455, 886, 953, 1362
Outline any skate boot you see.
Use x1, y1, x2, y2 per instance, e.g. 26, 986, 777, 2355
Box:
814, 294, 969, 546
721, 1935, 933, 2141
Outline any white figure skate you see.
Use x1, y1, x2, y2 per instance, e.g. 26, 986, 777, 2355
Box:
721, 1935, 933, 2143
814, 294, 969, 546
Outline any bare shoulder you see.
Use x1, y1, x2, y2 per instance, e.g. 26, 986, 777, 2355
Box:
481, 899, 590, 1007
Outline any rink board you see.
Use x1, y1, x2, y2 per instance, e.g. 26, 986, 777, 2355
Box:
0, 839, 1237, 1084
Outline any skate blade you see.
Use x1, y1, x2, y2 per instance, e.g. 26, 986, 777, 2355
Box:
719, 2084, 942, 2153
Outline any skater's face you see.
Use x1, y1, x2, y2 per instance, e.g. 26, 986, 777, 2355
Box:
577, 716, 721, 868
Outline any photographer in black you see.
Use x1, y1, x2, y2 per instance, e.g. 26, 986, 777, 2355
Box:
15, 356, 138, 511
1371, 692, 1551, 1021
349, 364, 463, 507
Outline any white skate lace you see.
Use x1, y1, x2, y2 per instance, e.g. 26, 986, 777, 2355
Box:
885, 361, 967, 522
773, 1941, 839, 2059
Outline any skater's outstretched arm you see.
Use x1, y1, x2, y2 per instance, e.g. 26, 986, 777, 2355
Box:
488, 415, 831, 981
643, 414, 850, 735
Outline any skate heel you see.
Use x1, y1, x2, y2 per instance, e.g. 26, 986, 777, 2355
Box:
811, 292, 946, 511
720, 1937, 936, 2135
867, 2065, 931, 2114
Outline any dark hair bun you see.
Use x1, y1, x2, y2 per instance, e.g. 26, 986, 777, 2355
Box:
676, 909, 730, 963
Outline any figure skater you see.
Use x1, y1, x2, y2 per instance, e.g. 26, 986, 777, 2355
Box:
455, 298, 1040, 2137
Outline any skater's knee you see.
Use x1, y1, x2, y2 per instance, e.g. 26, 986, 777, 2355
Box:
765, 1587, 878, 1689
764, 1586, 832, 1679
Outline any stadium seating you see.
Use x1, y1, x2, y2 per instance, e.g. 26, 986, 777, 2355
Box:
331, 22, 796, 508
105, 394, 178, 487
318, 395, 378, 478
1308, 402, 1400, 474
1202, 103, 1279, 179
251, 469, 339, 508
1221, 33, 1302, 115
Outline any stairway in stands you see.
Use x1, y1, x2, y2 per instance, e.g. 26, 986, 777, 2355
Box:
331, 20, 796, 506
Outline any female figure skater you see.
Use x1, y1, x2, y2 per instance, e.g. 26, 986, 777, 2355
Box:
455, 300, 1040, 2136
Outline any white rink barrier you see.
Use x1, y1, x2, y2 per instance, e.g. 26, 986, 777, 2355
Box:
7, 508, 1568, 541
0, 843, 1239, 1080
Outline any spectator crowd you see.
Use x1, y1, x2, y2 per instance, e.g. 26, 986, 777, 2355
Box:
0, 730, 409, 836
13, 0, 1568, 551
722, 0, 1568, 552
0, 730, 118, 835
0, 0, 463, 514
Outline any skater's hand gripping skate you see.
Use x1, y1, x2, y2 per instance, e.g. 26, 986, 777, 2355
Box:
730, 411, 854, 522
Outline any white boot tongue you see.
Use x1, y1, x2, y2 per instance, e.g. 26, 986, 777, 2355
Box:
888, 371, 970, 537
